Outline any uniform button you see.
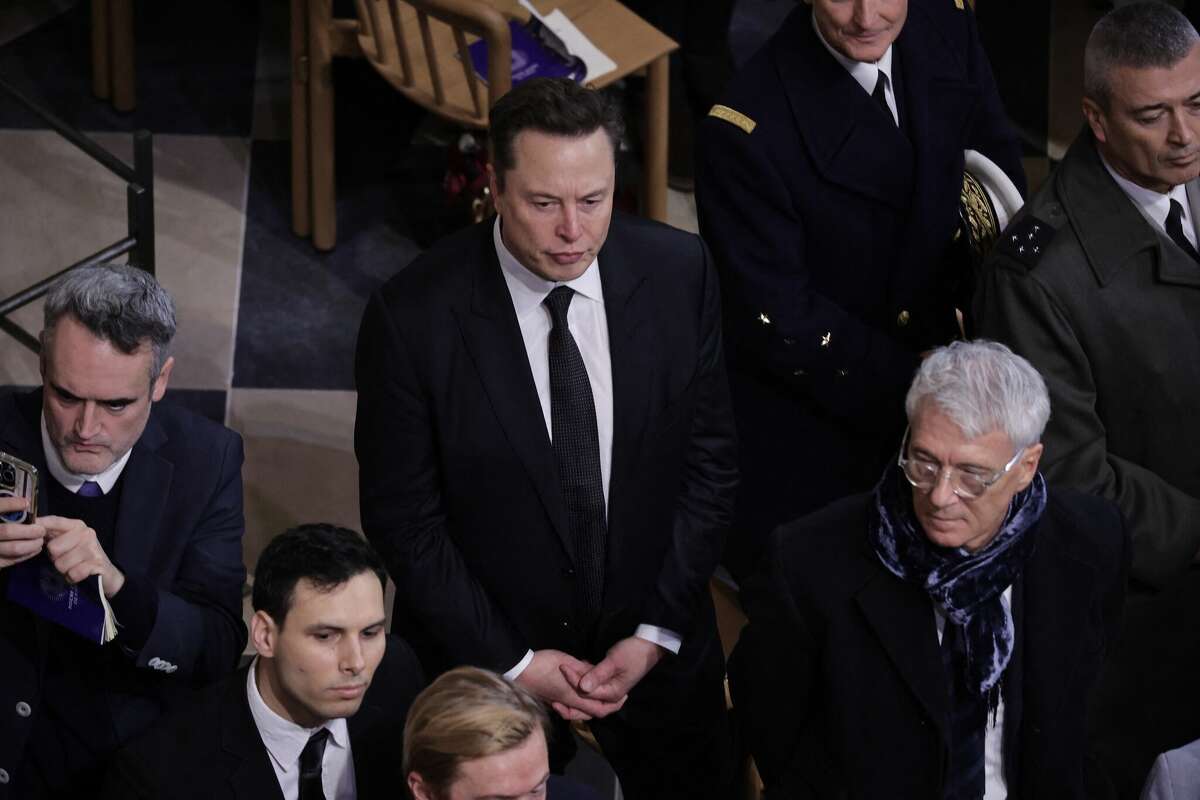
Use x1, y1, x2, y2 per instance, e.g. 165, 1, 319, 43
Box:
562, 567, 574, 577
0, 768, 9, 784
15, 702, 30, 718
561, 621, 571, 630
897, 310, 910, 327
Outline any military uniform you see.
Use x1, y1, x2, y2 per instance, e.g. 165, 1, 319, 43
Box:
695, 0, 1025, 580
974, 130, 1200, 798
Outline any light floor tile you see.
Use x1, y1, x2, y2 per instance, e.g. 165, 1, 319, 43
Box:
0, 130, 248, 391
227, 388, 361, 573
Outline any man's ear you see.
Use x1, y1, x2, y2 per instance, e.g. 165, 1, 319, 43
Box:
150, 356, 174, 403
407, 772, 436, 800
1014, 442, 1044, 491
250, 610, 279, 658
1082, 97, 1109, 145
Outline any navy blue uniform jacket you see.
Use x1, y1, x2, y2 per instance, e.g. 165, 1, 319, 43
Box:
695, 1, 1025, 578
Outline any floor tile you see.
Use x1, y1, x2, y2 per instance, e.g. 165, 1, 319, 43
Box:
0, 130, 248, 391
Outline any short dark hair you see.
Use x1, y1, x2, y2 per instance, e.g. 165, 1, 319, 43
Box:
252, 523, 388, 627
488, 77, 625, 188
1084, 1, 1199, 109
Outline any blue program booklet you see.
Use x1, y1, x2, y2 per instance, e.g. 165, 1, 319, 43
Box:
6, 553, 117, 644
469, 20, 586, 85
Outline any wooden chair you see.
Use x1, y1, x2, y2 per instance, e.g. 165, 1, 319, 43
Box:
291, 0, 677, 251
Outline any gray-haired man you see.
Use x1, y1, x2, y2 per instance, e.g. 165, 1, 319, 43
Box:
731, 340, 1127, 799
974, 2, 1200, 793
0, 264, 247, 798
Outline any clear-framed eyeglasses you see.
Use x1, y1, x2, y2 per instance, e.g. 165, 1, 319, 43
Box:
897, 426, 1024, 500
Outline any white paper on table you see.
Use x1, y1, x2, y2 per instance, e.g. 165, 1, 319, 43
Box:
518, 0, 617, 83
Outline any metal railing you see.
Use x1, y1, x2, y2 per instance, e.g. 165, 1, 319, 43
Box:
0, 75, 154, 354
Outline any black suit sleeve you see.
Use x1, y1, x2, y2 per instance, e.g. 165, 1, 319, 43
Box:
641, 239, 739, 635
729, 532, 826, 797
355, 291, 528, 672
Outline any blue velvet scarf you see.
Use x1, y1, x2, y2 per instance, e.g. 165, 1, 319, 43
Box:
869, 462, 1046, 698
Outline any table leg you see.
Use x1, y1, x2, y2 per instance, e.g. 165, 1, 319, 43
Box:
291, 0, 311, 237
91, 0, 111, 101
643, 54, 669, 224
109, 0, 136, 112
308, 0, 337, 250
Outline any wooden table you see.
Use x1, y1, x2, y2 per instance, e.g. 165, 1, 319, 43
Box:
290, 0, 677, 251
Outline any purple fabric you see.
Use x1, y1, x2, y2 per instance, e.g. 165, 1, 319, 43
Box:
869, 462, 1046, 697
76, 480, 103, 498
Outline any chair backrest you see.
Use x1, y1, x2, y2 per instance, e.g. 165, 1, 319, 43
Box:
354, 0, 512, 128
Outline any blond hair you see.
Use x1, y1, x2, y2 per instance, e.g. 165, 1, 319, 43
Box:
403, 667, 550, 796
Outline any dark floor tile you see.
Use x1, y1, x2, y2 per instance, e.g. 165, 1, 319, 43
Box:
0, 0, 259, 136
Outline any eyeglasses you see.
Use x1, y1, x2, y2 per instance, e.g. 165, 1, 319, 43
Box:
897, 426, 1024, 500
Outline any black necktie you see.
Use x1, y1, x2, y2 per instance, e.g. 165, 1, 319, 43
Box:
544, 286, 606, 619
1166, 198, 1200, 264
872, 71, 895, 126
941, 621, 987, 800
298, 728, 330, 800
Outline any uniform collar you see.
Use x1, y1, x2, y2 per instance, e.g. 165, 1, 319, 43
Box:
493, 217, 605, 322
246, 658, 351, 775
39, 410, 132, 494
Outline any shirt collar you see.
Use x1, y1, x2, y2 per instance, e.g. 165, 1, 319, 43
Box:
492, 216, 604, 321
39, 411, 133, 495
1100, 153, 1190, 227
811, 12, 894, 98
246, 658, 351, 774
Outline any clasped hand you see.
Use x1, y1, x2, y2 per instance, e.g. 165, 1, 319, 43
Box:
0, 497, 124, 597
517, 636, 665, 722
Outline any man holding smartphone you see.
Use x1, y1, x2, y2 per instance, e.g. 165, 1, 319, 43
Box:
0, 263, 247, 798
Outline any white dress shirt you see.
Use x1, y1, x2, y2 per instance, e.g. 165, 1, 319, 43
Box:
812, 14, 899, 126
1101, 155, 1198, 249
933, 587, 1012, 800
493, 218, 682, 681
40, 412, 132, 494
246, 659, 357, 799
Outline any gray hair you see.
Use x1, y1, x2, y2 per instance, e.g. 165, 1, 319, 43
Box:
1084, 1, 1199, 109
905, 340, 1050, 450
42, 263, 176, 379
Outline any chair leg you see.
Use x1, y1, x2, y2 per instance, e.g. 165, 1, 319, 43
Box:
308, 0, 337, 250
109, 0, 136, 112
642, 54, 670, 224
91, 0, 111, 101
291, 0, 312, 237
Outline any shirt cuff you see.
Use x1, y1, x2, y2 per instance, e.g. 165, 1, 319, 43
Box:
108, 573, 159, 652
635, 624, 682, 655
503, 649, 535, 681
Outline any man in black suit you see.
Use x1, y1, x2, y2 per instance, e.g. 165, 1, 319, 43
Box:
731, 341, 1127, 799
104, 523, 426, 799
695, 0, 1027, 582
355, 78, 738, 798
0, 264, 246, 798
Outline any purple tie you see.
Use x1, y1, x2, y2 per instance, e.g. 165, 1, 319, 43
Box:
77, 481, 103, 498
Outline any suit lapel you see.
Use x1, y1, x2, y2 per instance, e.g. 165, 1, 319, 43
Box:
774, 9, 914, 210
114, 411, 173, 575
453, 226, 573, 561
222, 669, 286, 800
597, 226, 653, 540
856, 565, 950, 747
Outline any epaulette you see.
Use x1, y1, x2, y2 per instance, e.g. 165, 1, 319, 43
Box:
994, 204, 1066, 270
708, 104, 756, 134
953, 0, 966, 9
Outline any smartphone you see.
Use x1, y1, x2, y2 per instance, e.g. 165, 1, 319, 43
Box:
0, 451, 38, 524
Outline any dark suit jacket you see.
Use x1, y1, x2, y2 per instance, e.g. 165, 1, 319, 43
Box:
730, 489, 1128, 799
695, 0, 1026, 579
354, 214, 737, 674
101, 637, 425, 799
0, 388, 246, 797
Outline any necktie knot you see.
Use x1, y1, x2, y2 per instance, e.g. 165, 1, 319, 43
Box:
544, 286, 575, 330
299, 727, 330, 799
77, 480, 103, 498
